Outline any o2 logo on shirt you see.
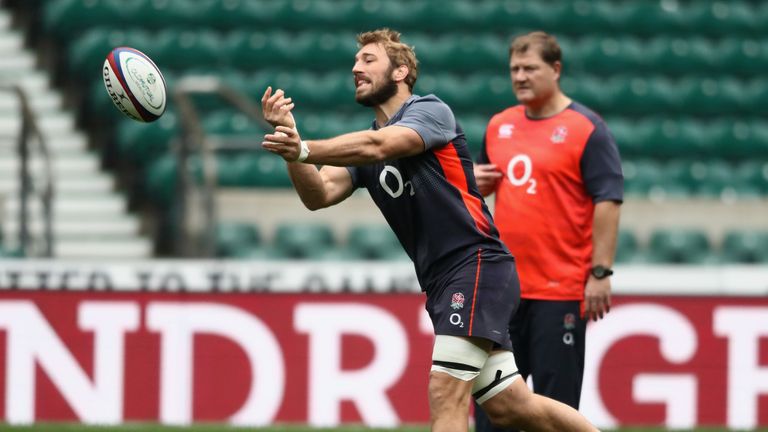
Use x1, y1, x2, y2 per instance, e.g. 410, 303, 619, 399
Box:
379, 165, 415, 198
506, 154, 537, 195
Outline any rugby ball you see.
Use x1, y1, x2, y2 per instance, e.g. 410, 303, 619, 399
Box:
103, 47, 166, 122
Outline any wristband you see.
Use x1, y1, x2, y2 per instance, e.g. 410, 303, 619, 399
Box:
296, 140, 310, 162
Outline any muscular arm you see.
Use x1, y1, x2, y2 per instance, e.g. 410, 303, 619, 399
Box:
286, 163, 355, 211
303, 125, 425, 166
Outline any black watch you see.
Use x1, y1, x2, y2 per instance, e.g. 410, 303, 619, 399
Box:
590, 265, 614, 279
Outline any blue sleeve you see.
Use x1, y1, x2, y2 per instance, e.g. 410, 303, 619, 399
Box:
346, 166, 361, 189
476, 131, 489, 163
394, 99, 458, 150
580, 120, 624, 203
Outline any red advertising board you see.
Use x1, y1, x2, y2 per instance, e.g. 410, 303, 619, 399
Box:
0, 291, 767, 428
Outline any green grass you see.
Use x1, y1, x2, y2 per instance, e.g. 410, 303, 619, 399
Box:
2, 425, 767, 432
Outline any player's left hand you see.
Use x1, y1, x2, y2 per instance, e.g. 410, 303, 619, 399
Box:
263, 125, 303, 162
584, 276, 611, 321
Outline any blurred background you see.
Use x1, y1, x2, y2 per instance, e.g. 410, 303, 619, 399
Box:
0, 0, 766, 430
1, 0, 767, 261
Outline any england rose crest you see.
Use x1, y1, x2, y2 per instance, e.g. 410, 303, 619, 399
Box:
450, 292, 465, 310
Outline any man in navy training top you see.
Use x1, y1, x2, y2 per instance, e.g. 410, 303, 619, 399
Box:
260, 28, 598, 432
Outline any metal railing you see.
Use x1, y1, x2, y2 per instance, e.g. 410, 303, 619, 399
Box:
172, 76, 270, 257
0, 85, 54, 257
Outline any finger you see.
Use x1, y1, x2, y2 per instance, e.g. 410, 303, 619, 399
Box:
261, 86, 272, 105
267, 88, 284, 104
281, 103, 295, 111
275, 125, 297, 137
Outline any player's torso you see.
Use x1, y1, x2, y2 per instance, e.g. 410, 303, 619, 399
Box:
485, 106, 595, 299
357, 135, 507, 290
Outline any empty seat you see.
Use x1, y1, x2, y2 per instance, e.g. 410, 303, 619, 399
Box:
273, 223, 335, 258
116, 112, 179, 165
614, 230, 639, 264
721, 230, 768, 263
648, 229, 713, 264
215, 222, 261, 257
347, 224, 402, 260
233, 152, 292, 188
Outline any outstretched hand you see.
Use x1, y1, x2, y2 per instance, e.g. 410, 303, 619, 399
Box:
263, 125, 304, 162
261, 86, 296, 129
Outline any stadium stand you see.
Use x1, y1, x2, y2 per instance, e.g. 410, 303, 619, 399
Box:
0, 3, 152, 258
2, 0, 767, 262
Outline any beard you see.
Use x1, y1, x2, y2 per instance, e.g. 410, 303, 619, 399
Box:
356, 76, 399, 107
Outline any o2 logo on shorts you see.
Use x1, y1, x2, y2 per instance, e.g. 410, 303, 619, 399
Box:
506, 154, 537, 195
379, 165, 415, 198
450, 313, 465, 328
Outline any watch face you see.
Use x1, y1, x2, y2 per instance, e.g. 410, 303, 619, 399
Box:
592, 266, 611, 278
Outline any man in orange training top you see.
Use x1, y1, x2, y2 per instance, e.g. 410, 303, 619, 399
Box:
473, 31, 623, 432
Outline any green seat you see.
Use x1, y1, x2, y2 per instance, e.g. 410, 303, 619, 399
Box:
215, 222, 261, 257
734, 161, 768, 194
116, 112, 178, 165
347, 224, 402, 260
461, 115, 489, 157
648, 228, 713, 264
721, 230, 768, 263
152, 30, 223, 71
43, 0, 131, 39
622, 159, 663, 197
614, 230, 639, 264
145, 154, 179, 205
273, 223, 336, 258
234, 152, 291, 188
69, 29, 155, 75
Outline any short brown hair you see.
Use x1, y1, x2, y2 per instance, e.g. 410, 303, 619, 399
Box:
357, 28, 419, 91
509, 31, 562, 66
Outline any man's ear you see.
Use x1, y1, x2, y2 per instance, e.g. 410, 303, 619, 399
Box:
392, 64, 409, 82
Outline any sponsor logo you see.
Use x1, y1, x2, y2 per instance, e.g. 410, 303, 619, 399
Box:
498, 123, 514, 138
550, 126, 568, 143
450, 292, 465, 310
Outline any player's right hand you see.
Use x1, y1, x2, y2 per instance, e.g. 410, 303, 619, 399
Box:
473, 164, 503, 196
262, 86, 296, 129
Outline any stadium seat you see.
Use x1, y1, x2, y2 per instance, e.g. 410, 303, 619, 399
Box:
721, 230, 768, 263
273, 223, 336, 258
117, 112, 179, 165
614, 230, 639, 264
648, 228, 714, 264
233, 152, 292, 188
215, 222, 261, 257
622, 159, 664, 197
347, 224, 403, 260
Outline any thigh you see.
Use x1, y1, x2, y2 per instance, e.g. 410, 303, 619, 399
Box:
528, 300, 587, 408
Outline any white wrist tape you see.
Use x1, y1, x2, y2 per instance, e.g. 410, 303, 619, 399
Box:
296, 139, 310, 162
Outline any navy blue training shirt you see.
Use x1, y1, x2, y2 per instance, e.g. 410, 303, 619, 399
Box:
347, 94, 511, 292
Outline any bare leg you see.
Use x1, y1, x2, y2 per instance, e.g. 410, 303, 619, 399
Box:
481, 378, 598, 432
429, 370, 473, 432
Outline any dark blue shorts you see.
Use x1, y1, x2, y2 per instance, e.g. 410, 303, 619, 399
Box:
425, 249, 520, 351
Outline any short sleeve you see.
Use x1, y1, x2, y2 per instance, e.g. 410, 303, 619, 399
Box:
476, 131, 489, 163
346, 166, 361, 189
580, 120, 624, 203
394, 98, 458, 150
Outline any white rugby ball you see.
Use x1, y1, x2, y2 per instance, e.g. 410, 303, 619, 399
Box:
102, 47, 167, 122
